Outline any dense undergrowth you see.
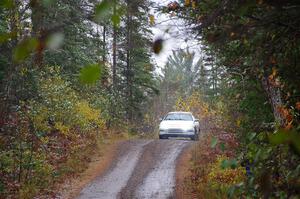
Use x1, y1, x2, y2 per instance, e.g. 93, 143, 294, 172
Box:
1, 0, 300, 198
0, 67, 134, 198
163, 1, 300, 198
0, 0, 157, 197
174, 92, 300, 198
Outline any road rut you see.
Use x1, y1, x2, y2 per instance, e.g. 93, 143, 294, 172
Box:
76, 139, 192, 199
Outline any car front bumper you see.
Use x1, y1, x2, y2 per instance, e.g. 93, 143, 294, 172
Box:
160, 133, 195, 138
159, 129, 196, 137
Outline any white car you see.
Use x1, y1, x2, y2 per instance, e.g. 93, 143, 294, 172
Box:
159, 112, 200, 140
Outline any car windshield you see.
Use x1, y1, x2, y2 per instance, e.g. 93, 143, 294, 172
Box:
164, 113, 193, 121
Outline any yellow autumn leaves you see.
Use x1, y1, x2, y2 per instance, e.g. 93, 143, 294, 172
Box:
207, 155, 245, 188
29, 66, 105, 138
174, 92, 210, 119
149, 14, 155, 26
185, 0, 197, 9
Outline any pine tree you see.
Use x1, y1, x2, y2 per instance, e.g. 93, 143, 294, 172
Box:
116, 0, 157, 123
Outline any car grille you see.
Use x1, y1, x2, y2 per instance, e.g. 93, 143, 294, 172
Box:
167, 128, 183, 133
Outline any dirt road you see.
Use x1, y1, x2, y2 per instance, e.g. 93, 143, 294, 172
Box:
76, 139, 193, 199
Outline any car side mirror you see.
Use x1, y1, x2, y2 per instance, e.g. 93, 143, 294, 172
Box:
159, 118, 163, 122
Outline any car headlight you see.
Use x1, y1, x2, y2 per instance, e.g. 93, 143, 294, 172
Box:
159, 129, 166, 133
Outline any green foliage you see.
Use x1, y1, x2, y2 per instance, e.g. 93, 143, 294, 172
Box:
114, 0, 158, 124
111, 13, 121, 27
30, 66, 105, 133
157, 50, 203, 114
13, 38, 38, 62
0, 0, 14, 9
0, 0, 158, 197
269, 129, 300, 155
208, 156, 245, 187
173, 0, 300, 197
0, 32, 16, 43
95, 0, 113, 20
236, 129, 300, 198
0, 66, 107, 198
79, 64, 102, 84
211, 137, 218, 148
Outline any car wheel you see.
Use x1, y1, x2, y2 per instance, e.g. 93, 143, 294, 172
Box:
159, 135, 164, 139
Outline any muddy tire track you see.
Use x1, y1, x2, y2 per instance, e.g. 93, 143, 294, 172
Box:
76, 139, 193, 199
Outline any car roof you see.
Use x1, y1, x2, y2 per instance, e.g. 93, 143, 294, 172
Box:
167, 111, 192, 114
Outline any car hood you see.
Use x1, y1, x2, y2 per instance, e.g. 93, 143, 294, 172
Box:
159, 120, 194, 130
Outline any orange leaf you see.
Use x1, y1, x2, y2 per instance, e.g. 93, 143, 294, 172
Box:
296, 102, 300, 110
268, 67, 277, 82
285, 120, 293, 130
278, 106, 289, 118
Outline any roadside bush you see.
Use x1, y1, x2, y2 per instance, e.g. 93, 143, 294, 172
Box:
29, 67, 105, 135
183, 85, 300, 198
0, 66, 107, 198
207, 155, 245, 188
179, 94, 243, 198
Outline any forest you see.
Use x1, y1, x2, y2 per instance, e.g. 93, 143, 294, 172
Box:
0, 0, 300, 198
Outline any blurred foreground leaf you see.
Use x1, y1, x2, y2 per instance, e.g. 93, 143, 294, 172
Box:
220, 142, 225, 151
221, 159, 238, 169
248, 132, 256, 141
153, 38, 163, 54
0, 32, 16, 43
0, 0, 14, 9
79, 64, 102, 84
221, 159, 229, 169
46, 32, 64, 50
95, 0, 112, 22
269, 129, 300, 155
13, 38, 38, 62
111, 14, 120, 27
230, 159, 238, 169
269, 129, 290, 145
211, 137, 218, 148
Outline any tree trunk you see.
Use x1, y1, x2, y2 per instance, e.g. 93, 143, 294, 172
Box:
112, 2, 117, 88
0, 1, 20, 124
102, 25, 106, 62
126, 1, 133, 121
261, 75, 285, 127
30, 0, 45, 67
